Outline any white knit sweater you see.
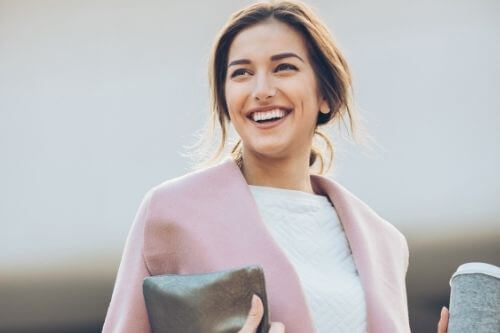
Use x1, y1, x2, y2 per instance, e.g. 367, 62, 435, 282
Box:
248, 185, 367, 333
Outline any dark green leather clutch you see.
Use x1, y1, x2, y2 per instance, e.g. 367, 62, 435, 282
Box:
143, 265, 270, 333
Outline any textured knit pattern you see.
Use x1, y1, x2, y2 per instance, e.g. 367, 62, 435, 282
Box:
249, 185, 367, 333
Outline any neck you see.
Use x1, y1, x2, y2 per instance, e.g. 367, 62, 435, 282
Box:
240, 150, 314, 194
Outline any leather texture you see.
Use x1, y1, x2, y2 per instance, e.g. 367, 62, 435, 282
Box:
143, 265, 270, 333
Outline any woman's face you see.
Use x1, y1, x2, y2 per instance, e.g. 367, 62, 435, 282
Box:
225, 19, 325, 162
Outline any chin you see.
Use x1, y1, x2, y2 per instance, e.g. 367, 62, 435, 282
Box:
247, 144, 290, 160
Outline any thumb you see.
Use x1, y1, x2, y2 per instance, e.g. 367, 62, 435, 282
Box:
240, 294, 264, 333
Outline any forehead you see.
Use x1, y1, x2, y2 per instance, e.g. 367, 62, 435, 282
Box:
228, 19, 308, 61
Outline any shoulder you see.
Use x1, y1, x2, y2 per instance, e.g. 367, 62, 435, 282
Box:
146, 158, 237, 212
138, 158, 244, 273
312, 174, 409, 268
132, 161, 230, 227
314, 175, 405, 233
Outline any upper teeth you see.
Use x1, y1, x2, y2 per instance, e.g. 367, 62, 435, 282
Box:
251, 109, 287, 122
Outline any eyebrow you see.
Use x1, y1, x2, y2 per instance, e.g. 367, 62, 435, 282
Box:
228, 52, 304, 67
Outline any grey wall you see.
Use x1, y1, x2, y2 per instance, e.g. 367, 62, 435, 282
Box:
1, 0, 499, 332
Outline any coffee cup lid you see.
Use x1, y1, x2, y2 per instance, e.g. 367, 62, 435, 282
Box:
450, 262, 500, 286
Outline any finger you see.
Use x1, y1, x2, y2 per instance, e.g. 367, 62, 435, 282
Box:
442, 307, 449, 332
269, 321, 285, 333
437, 306, 449, 333
437, 307, 443, 333
239, 294, 264, 333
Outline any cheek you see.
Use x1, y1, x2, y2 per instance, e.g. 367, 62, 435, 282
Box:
299, 77, 321, 113
283, 78, 317, 112
225, 83, 248, 115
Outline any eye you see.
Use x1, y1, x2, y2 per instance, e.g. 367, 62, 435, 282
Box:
230, 68, 252, 78
275, 63, 298, 72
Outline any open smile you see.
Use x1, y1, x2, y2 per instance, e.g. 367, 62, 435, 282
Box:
246, 106, 293, 129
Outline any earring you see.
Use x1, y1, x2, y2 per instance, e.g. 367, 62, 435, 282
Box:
320, 103, 330, 114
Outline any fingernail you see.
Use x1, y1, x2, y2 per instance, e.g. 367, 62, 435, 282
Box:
252, 294, 258, 307
441, 306, 446, 316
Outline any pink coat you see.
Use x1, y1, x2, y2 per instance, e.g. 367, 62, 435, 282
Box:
102, 157, 411, 333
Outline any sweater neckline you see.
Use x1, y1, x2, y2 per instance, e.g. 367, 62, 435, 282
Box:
248, 184, 332, 206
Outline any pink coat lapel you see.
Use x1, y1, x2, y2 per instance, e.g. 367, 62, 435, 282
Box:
311, 175, 410, 332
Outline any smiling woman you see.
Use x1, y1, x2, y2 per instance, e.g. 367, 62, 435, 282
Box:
102, 1, 425, 333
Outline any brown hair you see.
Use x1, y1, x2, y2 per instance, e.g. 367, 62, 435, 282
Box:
190, 0, 360, 174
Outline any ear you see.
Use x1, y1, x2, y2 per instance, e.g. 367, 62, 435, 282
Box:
319, 99, 330, 114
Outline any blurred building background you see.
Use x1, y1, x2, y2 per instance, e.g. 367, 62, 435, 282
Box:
1, 0, 499, 332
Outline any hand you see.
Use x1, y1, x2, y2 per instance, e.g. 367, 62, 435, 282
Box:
437, 306, 449, 333
239, 294, 285, 333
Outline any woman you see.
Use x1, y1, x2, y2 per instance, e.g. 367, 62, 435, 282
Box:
103, 1, 450, 332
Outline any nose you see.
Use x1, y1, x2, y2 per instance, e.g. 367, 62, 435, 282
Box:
252, 73, 276, 101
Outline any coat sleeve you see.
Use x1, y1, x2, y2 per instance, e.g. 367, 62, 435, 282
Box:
102, 190, 154, 333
